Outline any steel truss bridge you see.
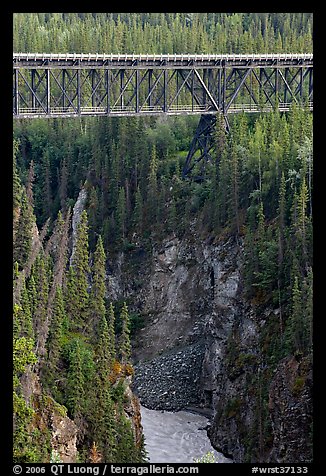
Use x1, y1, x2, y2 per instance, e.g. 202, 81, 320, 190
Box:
13, 53, 313, 178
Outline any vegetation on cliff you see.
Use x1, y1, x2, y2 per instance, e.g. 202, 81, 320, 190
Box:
13, 141, 146, 462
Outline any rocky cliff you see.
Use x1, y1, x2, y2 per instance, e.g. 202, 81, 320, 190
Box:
19, 368, 78, 462
107, 230, 312, 463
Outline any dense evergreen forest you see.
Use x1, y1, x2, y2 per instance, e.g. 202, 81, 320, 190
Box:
13, 12, 313, 463
14, 13, 312, 53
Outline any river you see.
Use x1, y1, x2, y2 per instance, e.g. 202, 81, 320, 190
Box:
140, 405, 232, 463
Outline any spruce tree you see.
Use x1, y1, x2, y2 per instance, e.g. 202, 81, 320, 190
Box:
277, 172, 287, 268
13, 142, 22, 213
214, 112, 227, 160
48, 208, 71, 292
38, 151, 53, 223
26, 160, 35, 209
66, 339, 85, 420
303, 267, 313, 349
96, 385, 117, 461
13, 191, 33, 269
59, 157, 68, 211
119, 302, 131, 364
277, 172, 287, 336
96, 312, 114, 383
32, 253, 50, 345
284, 276, 307, 355
20, 277, 34, 340
90, 236, 106, 332
115, 403, 138, 462
107, 302, 116, 367
296, 176, 309, 260
64, 266, 78, 331
87, 186, 100, 249
133, 186, 144, 234
47, 286, 65, 366
27, 274, 37, 318
70, 210, 90, 330
92, 327, 117, 461
230, 139, 241, 235
216, 148, 231, 227
89, 292, 118, 460
13, 303, 21, 340
147, 144, 158, 225
116, 187, 127, 240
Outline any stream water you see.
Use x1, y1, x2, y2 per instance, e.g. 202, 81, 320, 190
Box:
140, 405, 232, 463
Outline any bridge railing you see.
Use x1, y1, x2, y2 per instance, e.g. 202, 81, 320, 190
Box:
13, 52, 314, 63
15, 104, 212, 117
15, 102, 313, 118
227, 101, 313, 113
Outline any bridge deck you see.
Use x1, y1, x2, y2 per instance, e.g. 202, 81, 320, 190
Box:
14, 52, 313, 69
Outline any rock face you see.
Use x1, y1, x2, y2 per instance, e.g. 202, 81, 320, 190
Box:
267, 355, 313, 463
132, 234, 242, 363
108, 231, 313, 463
123, 380, 144, 450
69, 187, 87, 266
51, 411, 78, 463
21, 372, 78, 463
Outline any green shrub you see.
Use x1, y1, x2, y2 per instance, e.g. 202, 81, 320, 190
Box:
194, 451, 218, 463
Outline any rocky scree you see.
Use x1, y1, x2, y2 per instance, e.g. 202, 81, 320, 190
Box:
132, 341, 205, 411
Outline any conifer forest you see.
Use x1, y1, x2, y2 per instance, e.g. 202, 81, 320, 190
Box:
13, 13, 313, 467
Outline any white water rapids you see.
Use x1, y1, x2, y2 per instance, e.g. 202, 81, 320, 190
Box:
140, 405, 232, 463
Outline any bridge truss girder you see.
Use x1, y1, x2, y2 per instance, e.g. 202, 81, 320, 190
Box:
13, 56, 313, 119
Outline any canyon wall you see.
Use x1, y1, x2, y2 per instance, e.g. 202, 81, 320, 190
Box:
108, 231, 312, 463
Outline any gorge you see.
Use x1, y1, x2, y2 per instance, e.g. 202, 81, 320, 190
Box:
102, 223, 313, 463
13, 13, 313, 466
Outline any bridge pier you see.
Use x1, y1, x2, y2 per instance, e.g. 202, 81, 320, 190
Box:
182, 114, 217, 180
182, 112, 230, 180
